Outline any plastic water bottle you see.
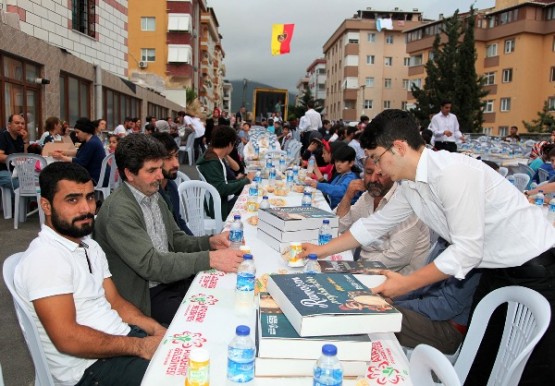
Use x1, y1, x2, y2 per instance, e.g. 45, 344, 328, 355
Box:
247, 183, 258, 212
259, 196, 270, 210
302, 192, 312, 207
292, 165, 300, 183
227, 325, 256, 384
229, 215, 244, 250
279, 155, 287, 172
507, 175, 515, 185
234, 254, 256, 315
254, 142, 260, 158
269, 167, 277, 185
265, 155, 273, 170
535, 190, 545, 206
286, 169, 294, 188
318, 219, 332, 245
313, 344, 343, 386
254, 169, 262, 183
548, 198, 555, 223
304, 254, 321, 274
308, 155, 316, 173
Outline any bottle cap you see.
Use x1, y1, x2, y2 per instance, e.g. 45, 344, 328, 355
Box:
322, 344, 337, 356
308, 253, 318, 260
323, 219, 330, 224
236, 325, 250, 336
234, 214, 241, 220
263, 195, 269, 199
189, 347, 209, 362
243, 253, 253, 260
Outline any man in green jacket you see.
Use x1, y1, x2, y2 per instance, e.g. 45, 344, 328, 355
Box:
197, 126, 252, 219
94, 134, 243, 325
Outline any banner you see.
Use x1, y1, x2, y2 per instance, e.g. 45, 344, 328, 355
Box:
271, 24, 295, 56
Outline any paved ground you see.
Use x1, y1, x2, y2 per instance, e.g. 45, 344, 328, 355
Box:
0, 164, 199, 385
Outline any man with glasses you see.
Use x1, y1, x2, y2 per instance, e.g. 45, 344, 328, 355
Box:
303, 109, 555, 386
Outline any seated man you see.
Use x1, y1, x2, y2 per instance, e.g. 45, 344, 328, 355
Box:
335, 156, 430, 274
14, 162, 166, 385
196, 126, 252, 219
393, 238, 481, 354
0, 113, 25, 190
93, 134, 243, 325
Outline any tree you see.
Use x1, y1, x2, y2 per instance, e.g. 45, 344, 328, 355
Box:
290, 88, 324, 120
522, 101, 555, 133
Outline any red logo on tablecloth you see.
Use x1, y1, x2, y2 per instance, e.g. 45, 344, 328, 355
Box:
181, 293, 219, 322
189, 293, 219, 305
330, 254, 343, 261
170, 331, 206, 349
162, 331, 206, 376
367, 341, 406, 384
198, 270, 224, 288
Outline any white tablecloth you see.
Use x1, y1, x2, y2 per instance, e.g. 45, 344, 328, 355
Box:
141, 184, 412, 385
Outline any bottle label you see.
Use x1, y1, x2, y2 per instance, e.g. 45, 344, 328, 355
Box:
230, 229, 243, 243
186, 360, 209, 386
236, 272, 255, 291
550, 204, 555, 213
227, 348, 255, 383
313, 367, 343, 386
318, 234, 332, 245
535, 197, 544, 206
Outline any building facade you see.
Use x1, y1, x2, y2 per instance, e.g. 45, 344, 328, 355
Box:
405, 0, 555, 135
199, 6, 225, 115
306, 58, 327, 102
323, 8, 425, 122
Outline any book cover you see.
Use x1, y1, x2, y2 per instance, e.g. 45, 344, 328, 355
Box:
318, 260, 387, 274
257, 292, 372, 361
257, 228, 317, 253
267, 273, 401, 337
258, 206, 338, 231
258, 219, 338, 243
255, 356, 367, 377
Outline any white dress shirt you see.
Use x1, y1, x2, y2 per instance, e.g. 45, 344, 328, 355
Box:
350, 148, 555, 279
184, 116, 206, 138
430, 112, 462, 143
299, 109, 322, 133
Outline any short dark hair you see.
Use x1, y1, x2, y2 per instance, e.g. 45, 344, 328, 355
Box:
144, 123, 157, 134
8, 114, 23, 123
115, 134, 167, 181
333, 145, 356, 162
45, 116, 60, 132
124, 117, 133, 123
242, 122, 251, 129
307, 100, 315, 109
40, 162, 92, 203
360, 109, 424, 151
151, 131, 179, 154
360, 115, 370, 123
440, 100, 451, 107
211, 126, 237, 148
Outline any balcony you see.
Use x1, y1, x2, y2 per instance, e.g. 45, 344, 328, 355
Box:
343, 89, 358, 100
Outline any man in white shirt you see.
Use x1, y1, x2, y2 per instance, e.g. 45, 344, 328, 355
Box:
298, 100, 322, 149
303, 109, 555, 386
113, 117, 133, 137
335, 156, 429, 274
429, 100, 463, 152
14, 162, 166, 385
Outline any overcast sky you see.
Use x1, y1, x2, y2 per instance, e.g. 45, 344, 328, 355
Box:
208, 0, 495, 92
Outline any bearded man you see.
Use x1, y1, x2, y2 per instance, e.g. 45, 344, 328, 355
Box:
335, 156, 430, 274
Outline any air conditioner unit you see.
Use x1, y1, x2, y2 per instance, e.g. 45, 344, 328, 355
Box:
138, 61, 148, 69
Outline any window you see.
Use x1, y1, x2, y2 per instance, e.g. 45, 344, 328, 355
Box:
410, 78, 422, 89
104, 88, 141, 130
502, 68, 513, 83
367, 33, 376, 42
548, 97, 555, 111
500, 97, 511, 111
366, 55, 375, 65
484, 100, 494, 113
404, 57, 410, 66
486, 43, 498, 58
384, 57, 393, 66
72, 0, 96, 38
428, 52, 435, 62
384, 78, 392, 88
141, 17, 156, 31
409, 54, 423, 66
551, 67, 555, 82
364, 100, 373, 109
498, 126, 508, 137
365, 77, 375, 87
401, 101, 408, 110
168, 14, 191, 31
141, 48, 156, 62
60, 72, 90, 128
383, 101, 391, 109
548, 5, 555, 20
504, 38, 515, 53
484, 72, 496, 86
385, 35, 394, 44
483, 127, 493, 135
402, 79, 410, 89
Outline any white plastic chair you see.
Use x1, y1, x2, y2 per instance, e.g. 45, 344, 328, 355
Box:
178, 180, 223, 236
498, 167, 508, 177
195, 166, 208, 183
175, 170, 191, 186
179, 132, 196, 166
7, 154, 47, 229
3, 253, 55, 386
453, 286, 550, 386
511, 173, 530, 192
94, 153, 120, 200
409, 344, 461, 386
288, 141, 303, 166
537, 168, 550, 184
1, 183, 13, 219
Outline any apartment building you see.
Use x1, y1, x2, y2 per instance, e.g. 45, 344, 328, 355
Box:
405, 0, 555, 136
323, 8, 426, 122
306, 58, 327, 102
199, 6, 225, 114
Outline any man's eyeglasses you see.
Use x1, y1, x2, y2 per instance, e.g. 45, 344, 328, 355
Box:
371, 146, 392, 165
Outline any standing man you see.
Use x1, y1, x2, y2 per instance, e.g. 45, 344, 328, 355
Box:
0, 114, 26, 189
15, 162, 165, 385
303, 109, 555, 386
430, 100, 463, 152
94, 134, 243, 325
298, 100, 322, 149
335, 156, 429, 274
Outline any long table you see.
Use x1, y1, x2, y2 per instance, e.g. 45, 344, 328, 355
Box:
141, 184, 412, 385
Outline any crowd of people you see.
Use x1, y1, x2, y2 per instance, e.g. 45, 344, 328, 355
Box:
1, 98, 555, 385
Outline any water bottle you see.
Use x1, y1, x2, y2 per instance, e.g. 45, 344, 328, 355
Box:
254, 142, 260, 159
234, 254, 256, 315
259, 196, 270, 210
293, 165, 300, 183
229, 215, 244, 250
254, 170, 262, 183
535, 190, 545, 206
507, 175, 515, 185
313, 344, 343, 386
318, 219, 332, 245
304, 254, 321, 274
265, 155, 273, 170
227, 325, 256, 384
308, 155, 316, 173
269, 167, 277, 185
247, 183, 258, 212
279, 155, 287, 172
286, 169, 294, 188
548, 198, 555, 224
302, 192, 312, 207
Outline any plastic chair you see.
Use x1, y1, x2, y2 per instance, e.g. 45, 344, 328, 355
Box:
517, 163, 534, 179
7, 154, 47, 229
3, 253, 55, 386
195, 166, 208, 183
1, 183, 13, 219
537, 168, 550, 184
288, 141, 303, 166
511, 173, 530, 192
453, 286, 550, 386
175, 171, 191, 187
498, 167, 509, 177
178, 180, 223, 236
179, 132, 196, 166
94, 153, 120, 200
409, 344, 461, 386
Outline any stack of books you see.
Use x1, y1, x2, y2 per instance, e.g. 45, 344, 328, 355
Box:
257, 206, 339, 253
256, 273, 402, 377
